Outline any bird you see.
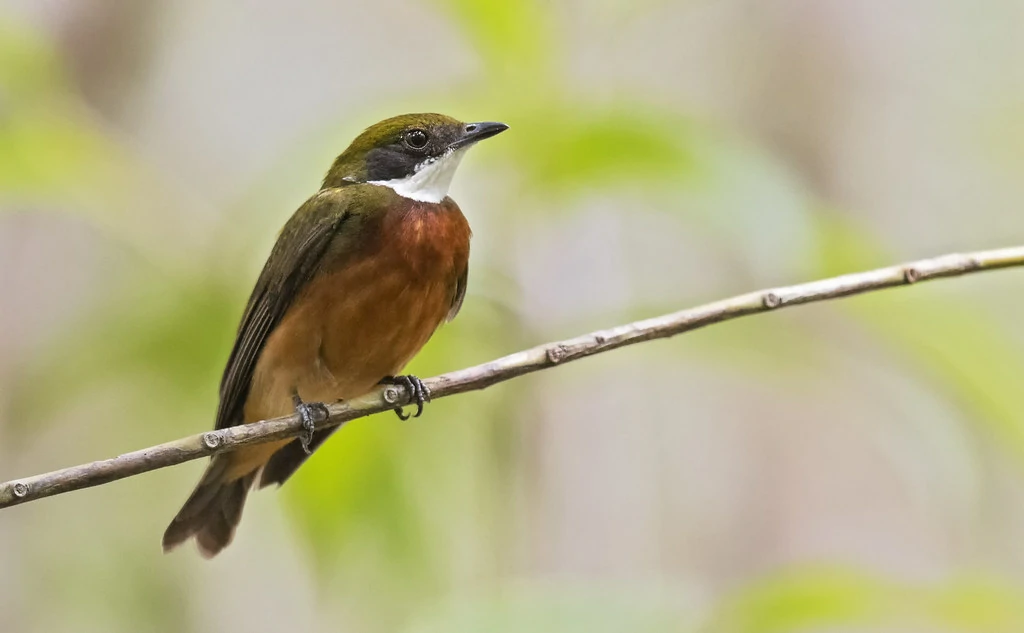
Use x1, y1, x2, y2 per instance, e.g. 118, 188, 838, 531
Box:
162, 113, 508, 557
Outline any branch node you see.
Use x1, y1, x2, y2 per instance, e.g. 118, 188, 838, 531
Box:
202, 432, 221, 450
546, 345, 568, 364
594, 334, 606, 344
762, 292, 782, 309
903, 267, 920, 283
12, 483, 28, 498
382, 387, 400, 404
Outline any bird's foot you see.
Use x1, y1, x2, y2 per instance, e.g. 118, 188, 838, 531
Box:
292, 393, 329, 455
379, 375, 431, 420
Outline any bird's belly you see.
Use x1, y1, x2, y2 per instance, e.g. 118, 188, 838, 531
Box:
244, 254, 456, 425
319, 256, 454, 391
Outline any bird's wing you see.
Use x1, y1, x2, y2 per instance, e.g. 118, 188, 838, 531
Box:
446, 265, 469, 322
215, 188, 354, 430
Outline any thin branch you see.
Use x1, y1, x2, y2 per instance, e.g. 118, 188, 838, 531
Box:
2, 246, 1023, 509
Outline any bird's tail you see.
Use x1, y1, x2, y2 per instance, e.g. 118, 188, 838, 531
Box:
162, 457, 255, 558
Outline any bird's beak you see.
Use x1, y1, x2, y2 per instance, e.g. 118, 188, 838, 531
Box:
451, 121, 509, 150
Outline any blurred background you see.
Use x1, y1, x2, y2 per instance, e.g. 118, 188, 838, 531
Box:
2, 0, 1024, 631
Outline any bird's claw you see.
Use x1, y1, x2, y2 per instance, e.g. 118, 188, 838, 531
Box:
292, 395, 329, 455
380, 375, 431, 420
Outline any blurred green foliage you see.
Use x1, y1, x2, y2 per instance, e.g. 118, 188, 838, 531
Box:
708, 565, 1024, 633
3, 0, 1024, 632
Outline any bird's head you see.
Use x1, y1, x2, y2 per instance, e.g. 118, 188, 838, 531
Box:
323, 113, 508, 203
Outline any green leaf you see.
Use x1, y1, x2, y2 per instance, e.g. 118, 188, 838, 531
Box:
706, 565, 1024, 633
437, 0, 554, 86
507, 108, 700, 198
0, 15, 68, 105
0, 109, 124, 200
708, 566, 895, 632
9, 274, 240, 440
0, 17, 125, 205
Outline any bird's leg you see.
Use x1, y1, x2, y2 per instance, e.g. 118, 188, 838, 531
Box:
379, 375, 431, 420
292, 392, 329, 455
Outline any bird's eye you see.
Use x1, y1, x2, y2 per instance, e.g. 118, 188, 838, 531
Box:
404, 129, 429, 149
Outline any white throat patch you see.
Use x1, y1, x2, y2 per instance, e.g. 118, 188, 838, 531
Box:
368, 147, 468, 203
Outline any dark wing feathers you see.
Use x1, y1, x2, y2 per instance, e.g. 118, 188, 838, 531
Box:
446, 266, 468, 322
215, 189, 353, 430
260, 425, 337, 488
